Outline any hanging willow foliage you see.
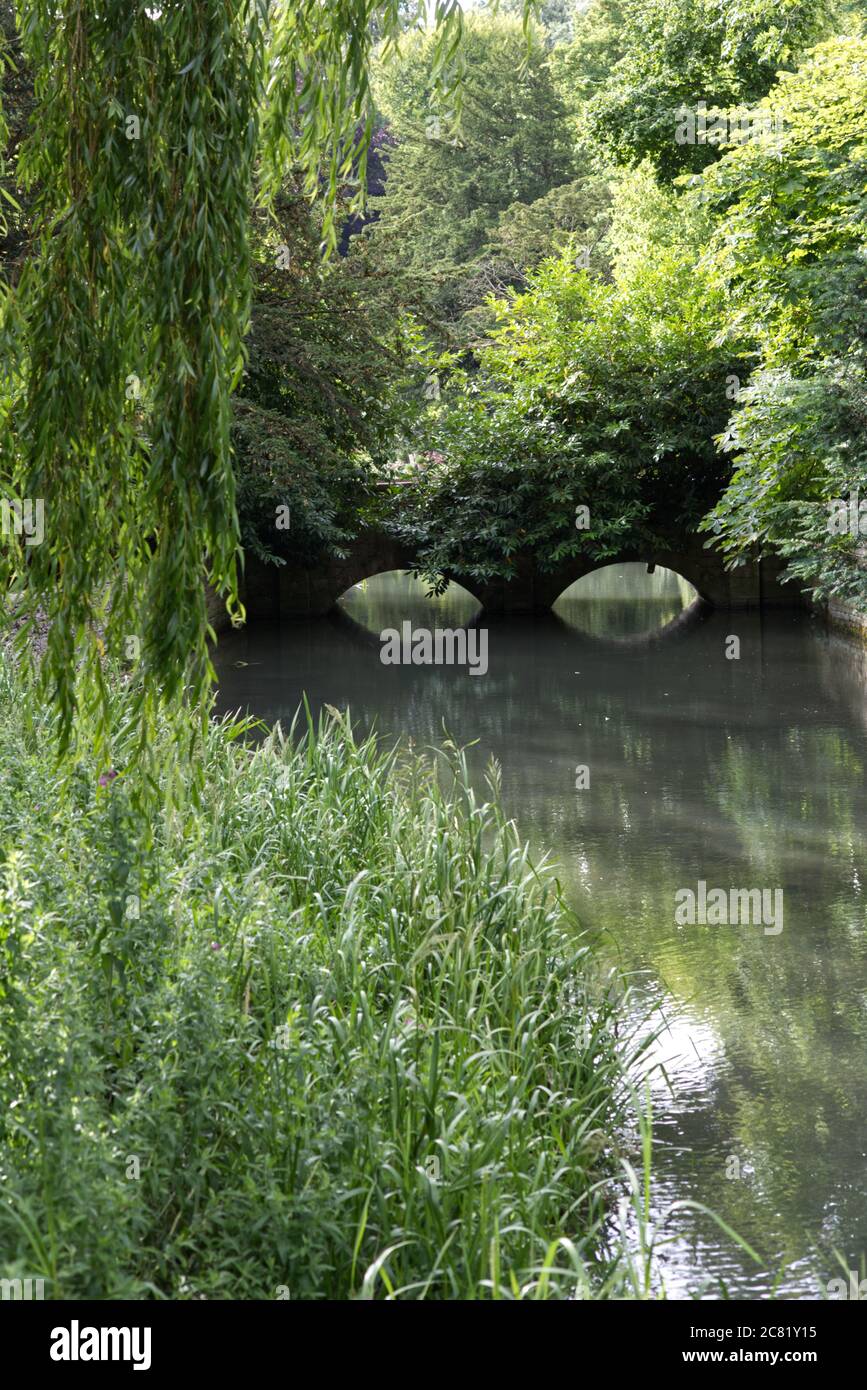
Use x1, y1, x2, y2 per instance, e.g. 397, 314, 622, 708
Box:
0, 1, 528, 783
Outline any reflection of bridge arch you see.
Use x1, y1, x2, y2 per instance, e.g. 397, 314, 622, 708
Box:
550, 561, 704, 644
550, 587, 711, 648
328, 589, 487, 658
219, 527, 805, 629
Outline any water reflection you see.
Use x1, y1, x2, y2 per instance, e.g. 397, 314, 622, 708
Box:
554, 562, 698, 639
214, 567, 867, 1299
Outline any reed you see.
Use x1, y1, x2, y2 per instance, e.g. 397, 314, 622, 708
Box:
0, 660, 643, 1299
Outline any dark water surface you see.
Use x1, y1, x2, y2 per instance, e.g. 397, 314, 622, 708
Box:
214, 565, 867, 1299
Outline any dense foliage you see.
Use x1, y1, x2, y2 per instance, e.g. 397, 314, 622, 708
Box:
373, 12, 867, 618
233, 187, 419, 568
365, 14, 581, 332
572, 0, 840, 180
0, 2, 33, 284
699, 36, 867, 606
0, 657, 632, 1300
0, 0, 480, 763
391, 170, 745, 585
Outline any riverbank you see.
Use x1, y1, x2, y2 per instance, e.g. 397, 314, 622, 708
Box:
211, 570, 867, 1296
0, 655, 638, 1300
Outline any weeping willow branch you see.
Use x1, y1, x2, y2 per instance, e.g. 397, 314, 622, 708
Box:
0, 0, 506, 779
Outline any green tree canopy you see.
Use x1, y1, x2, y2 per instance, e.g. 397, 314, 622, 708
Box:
234, 183, 420, 569
394, 170, 745, 582
699, 35, 867, 606
574, 0, 839, 180
366, 13, 578, 329
492, 0, 578, 48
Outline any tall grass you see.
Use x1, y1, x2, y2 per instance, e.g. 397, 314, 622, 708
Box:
0, 658, 643, 1299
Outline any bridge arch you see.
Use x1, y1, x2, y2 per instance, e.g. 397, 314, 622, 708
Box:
336, 569, 484, 624
551, 560, 699, 606
218, 529, 802, 630
550, 561, 702, 640
547, 561, 715, 645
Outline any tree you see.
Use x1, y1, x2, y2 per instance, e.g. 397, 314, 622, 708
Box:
365, 13, 578, 330
576, 0, 839, 180
493, 0, 578, 48
393, 173, 746, 584
699, 35, 867, 606
461, 171, 613, 316
0, 1, 34, 287
0, 0, 510, 766
550, 0, 627, 116
234, 182, 420, 569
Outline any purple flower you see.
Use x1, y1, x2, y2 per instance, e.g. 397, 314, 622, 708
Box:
97, 769, 119, 788
210, 942, 221, 951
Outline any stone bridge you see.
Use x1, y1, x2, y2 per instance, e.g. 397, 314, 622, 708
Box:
222, 526, 807, 625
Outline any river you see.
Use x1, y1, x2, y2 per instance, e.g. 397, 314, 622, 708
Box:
214, 563, 867, 1299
